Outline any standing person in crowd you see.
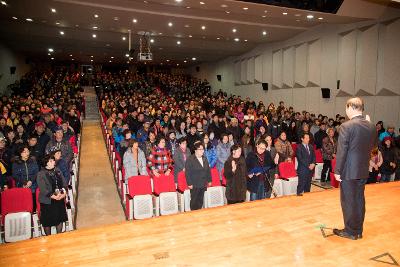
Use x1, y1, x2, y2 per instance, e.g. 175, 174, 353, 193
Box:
320, 128, 337, 184
136, 120, 151, 144
275, 131, 294, 163
375, 121, 385, 136
175, 121, 187, 140
119, 129, 134, 157
185, 142, 212, 210
27, 134, 41, 160
33, 121, 50, 159
241, 126, 254, 158
368, 147, 382, 184
268, 115, 282, 140
216, 133, 232, 179
52, 149, 71, 184
246, 140, 274, 201
173, 137, 191, 183
227, 118, 242, 144
37, 154, 68, 236
166, 131, 177, 156
143, 130, 157, 158
264, 135, 279, 198
203, 133, 217, 168
45, 126, 73, 164
224, 144, 247, 204
314, 122, 328, 149
147, 136, 173, 177
296, 133, 316, 196
297, 123, 314, 145
12, 145, 40, 206
379, 125, 395, 142
123, 140, 147, 179
379, 137, 396, 182
186, 124, 201, 153
333, 97, 376, 240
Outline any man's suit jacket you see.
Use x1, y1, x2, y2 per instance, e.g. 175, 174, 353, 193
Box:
296, 143, 316, 175
334, 115, 377, 180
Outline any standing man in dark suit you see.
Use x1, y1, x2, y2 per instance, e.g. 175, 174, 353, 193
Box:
296, 132, 316, 196
333, 97, 377, 240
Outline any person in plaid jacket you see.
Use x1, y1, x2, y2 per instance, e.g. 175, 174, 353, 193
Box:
147, 136, 173, 177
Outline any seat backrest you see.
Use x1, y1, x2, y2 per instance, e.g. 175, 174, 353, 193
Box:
177, 171, 188, 192
127, 175, 152, 197
1, 188, 33, 224
210, 168, 221, 186
221, 169, 227, 186
279, 162, 297, 179
315, 149, 323, 163
36, 189, 41, 218
115, 152, 122, 165
152, 173, 176, 195
291, 143, 298, 155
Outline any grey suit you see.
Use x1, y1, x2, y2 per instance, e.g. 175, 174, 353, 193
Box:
334, 115, 377, 236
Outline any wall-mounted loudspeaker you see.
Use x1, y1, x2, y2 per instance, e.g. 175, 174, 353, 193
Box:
217, 75, 221, 81
196, 66, 200, 72
337, 80, 340, 89
262, 83, 268, 91
10, 66, 16, 75
321, 88, 331, 99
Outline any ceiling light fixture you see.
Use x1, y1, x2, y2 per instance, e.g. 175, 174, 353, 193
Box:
192, 57, 196, 61
12, 16, 17, 20
91, 55, 94, 58
92, 26, 98, 29
166, 59, 170, 62
234, 38, 239, 42
122, 36, 126, 41
295, 14, 301, 17
1, 1, 7, 6
199, 2, 205, 5
51, 57, 54, 60
26, 18, 33, 22
225, 11, 230, 14
111, 56, 114, 59
175, 0, 182, 2
150, 39, 154, 43
318, 17, 323, 20
216, 37, 220, 40
168, 22, 173, 27
92, 33, 97, 38
188, 35, 192, 37
70, 54, 73, 57
307, 14, 314, 19
184, 24, 190, 28
51, 8, 56, 13
59, 31, 64, 35
201, 25, 206, 30
283, 12, 288, 15
48, 48, 54, 52
262, 31, 267, 36
132, 19, 137, 23
186, 6, 191, 9
177, 40, 181, 45
94, 14, 99, 18
184, 60, 187, 63
56, 22, 60, 25
48, 53, 51, 56
244, 39, 248, 42
109, 60, 112, 63
243, 7, 248, 10
114, 17, 119, 21
262, 15, 266, 18
125, 54, 129, 57
221, 4, 228, 8
72, 59, 74, 61
232, 28, 237, 33
90, 59, 93, 62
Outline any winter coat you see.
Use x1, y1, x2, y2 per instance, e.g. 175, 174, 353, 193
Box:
274, 138, 294, 162
12, 157, 39, 193
204, 144, 217, 168
224, 156, 247, 202
322, 136, 337, 160
216, 141, 232, 173
123, 148, 148, 179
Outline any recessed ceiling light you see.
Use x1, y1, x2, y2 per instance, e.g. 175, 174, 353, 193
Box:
111, 56, 114, 59
90, 59, 93, 62
199, 2, 205, 5
296, 19, 300, 22
1, 1, 7, 6
295, 14, 301, 17
184, 60, 187, 63
26, 18, 33, 22
70, 54, 73, 57
262, 15, 266, 18
125, 54, 129, 57
166, 59, 170, 62
114, 17, 119, 21
186, 6, 191, 9
51, 8, 56, 13
264, 10, 268, 13
244, 39, 248, 42
122, 36, 126, 41
217, 37, 220, 40
91, 55, 94, 58
177, 63, 179, 66
132, 19, 137, 23
168, 22, 173, 27
75, 24, 79, 27
188, 35, 192, 37
262, 31, 267, 36
92, 33, 97, 38
201, 25, 206, 30
234, 38, 240, 42
318, 17, 323, 20
150, 39, 154, 43
109, 60, 112, 63
159, 32, 163, 35
72, 59, 74, 61
144, 0, 148, 3
51, 57, 54, 60
283, 12, 288, 15
307, 14, 314, 19
221, 4, 228, 8
232, 28, 237, 33
48, 53, 51, 56
92, 26, 98, 29
59, 31, 64, 35
177, 40, 181, 45
55, 22, 60, 25
192, 57, 196, 61
225, 11, 230, 14
48, 48, 54, 52
243, 7, 248, 10
184, 24, 190, 28
12, 16, 17, 20
175, 0, 182, 2
94, 14, 99, 18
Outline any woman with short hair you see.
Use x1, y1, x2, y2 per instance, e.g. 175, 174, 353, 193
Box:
123, 139, 147, 179
224, 144, 247, 204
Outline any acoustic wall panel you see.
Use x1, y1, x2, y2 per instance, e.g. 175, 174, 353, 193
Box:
337, 30, 358, 95
254, 55, 263, 83
272, 49, 283, 88
247, 57, 255, 84
355, 25, 378, 95
305, 87, 320, 114
234, 61, 240, 85
382, 19, 400, 95
295, 43, 308, 87
307, 39, 321, 87
374, 96, 400, 126
240, 60, 247, 84
282, 47, 294, 88
292, 88, 306, 112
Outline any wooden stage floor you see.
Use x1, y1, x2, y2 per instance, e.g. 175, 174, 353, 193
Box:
1, 182, 399, 266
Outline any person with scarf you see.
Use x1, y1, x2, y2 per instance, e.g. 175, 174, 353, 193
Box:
173, 137, 191, 183
123, 139, 147, 179
275, 131, 294, 163
147, 136, 173, 177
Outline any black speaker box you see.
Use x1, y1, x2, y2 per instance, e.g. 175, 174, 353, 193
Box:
10, 66, 16, 75
337, 80, 340, 89
321, 88, 330, 99
196, 66, 200, 72
262, 83, 268, 91
217, 75, 221, 81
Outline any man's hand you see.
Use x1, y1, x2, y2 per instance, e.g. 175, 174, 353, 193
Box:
334, 174, 342, 182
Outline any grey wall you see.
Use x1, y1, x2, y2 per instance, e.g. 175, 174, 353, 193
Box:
0, 43, 31, 94
188, 16, 400, 129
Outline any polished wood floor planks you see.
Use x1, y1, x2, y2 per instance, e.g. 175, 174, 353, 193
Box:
1, 182, 399, 266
